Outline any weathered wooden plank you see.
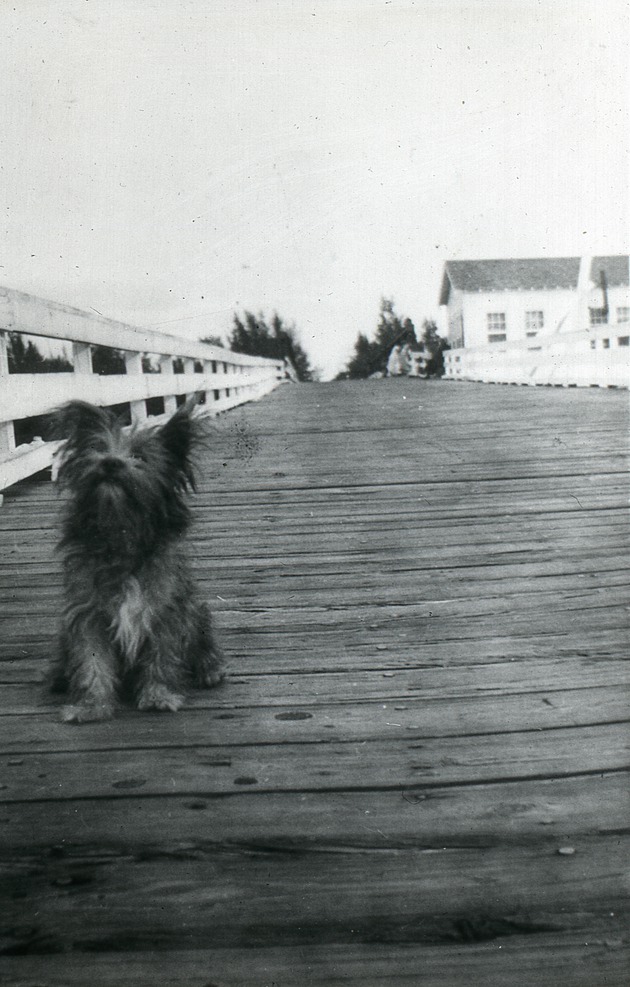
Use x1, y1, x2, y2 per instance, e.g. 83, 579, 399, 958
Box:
2, 625, 628, 680
2, 573, 628, 626
1, 552, 628, 614
6, 501, 625, 535
1, 836, 627, 953
2, 539, 628, 582
1, 556, 628, 603
8, 484, 624, 522
0, 685, 626, 753
1, 722, 628, 802
5, 506, 628, 539
1, 468, 627, 531
2, 435, 626, 492
2, 526, 627, 571
1, 511, 627, 555
2, 937, 628, 987
1, 653, 627, 703
1, 592, 628, 658
2, 772, 627, 850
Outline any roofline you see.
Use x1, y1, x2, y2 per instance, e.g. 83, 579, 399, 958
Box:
438, 256, 629, 306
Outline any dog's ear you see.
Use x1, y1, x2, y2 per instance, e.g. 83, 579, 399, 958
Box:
51, 401, 115, 486
159, 399, 200, 490
51, 401, 113, 444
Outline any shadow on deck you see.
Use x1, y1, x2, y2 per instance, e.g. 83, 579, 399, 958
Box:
0, 379, 629, 986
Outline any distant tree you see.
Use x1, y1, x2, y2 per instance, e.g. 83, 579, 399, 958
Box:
91, 345, 126, 375
343, 333, 380, 379
199, 334, 224, 349
420, 319, 450, 377
269, 313, 315, 382
225, 311, 315, 382
7, 333, 73, 373
337, 298, 417, 379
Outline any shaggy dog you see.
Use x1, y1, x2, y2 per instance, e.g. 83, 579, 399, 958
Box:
50, 400, 224, 723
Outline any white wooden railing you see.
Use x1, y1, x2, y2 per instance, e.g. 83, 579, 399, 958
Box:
444, 324, 630, 388
0, 286, 289, 493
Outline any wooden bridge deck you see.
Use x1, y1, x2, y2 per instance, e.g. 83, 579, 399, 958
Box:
0, 379, 628, 986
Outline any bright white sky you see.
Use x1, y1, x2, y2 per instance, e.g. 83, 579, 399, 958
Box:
1, 0, 628, 379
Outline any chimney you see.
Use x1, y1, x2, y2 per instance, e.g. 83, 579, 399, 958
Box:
577, 256, 593, 330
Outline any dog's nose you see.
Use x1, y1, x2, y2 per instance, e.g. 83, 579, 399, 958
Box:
99, 456, 125, 478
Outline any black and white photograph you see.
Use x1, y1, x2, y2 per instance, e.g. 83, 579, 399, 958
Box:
0, 1, 628, 984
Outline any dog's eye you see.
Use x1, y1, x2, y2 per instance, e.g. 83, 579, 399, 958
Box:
130, 449, 154, 469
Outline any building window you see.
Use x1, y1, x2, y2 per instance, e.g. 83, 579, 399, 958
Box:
590, 308, 608, 326
525, 310, 544, 334
602, 338, 610, 349
617, 307, 629, 323
487, 313, 506, 342
617, 336, 629, 347
487, 312, 506, 331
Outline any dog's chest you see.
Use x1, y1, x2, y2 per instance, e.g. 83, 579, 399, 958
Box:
110, 577, 154, 663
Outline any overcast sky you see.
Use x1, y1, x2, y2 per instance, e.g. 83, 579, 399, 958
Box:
1, 0, 628, 379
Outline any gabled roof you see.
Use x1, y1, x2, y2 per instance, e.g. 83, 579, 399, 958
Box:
439, 255, 630, 304
439, 258, 580, 305
591, 256, 630, 287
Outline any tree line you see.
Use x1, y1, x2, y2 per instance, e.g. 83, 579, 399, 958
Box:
6, 333, 131, 375
337, 298, 449, 380
6, 314, 315, 382
208, 311, 314, 382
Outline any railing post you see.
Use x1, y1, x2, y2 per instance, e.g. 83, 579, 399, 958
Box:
72, 342, 93, 375
182, 358, 197, 402
159, 356, 178, 415
202, 360, 214, 405
0, 330, 9, 376
0, 333, 15, 492
125, 352, 147, 423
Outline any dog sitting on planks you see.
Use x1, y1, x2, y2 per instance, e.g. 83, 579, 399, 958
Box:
49, 399, 225, 723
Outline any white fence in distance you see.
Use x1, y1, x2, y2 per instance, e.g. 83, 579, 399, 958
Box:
0, 286, 290, 492
443, 324, 630, 388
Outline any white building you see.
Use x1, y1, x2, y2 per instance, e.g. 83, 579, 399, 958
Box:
439, 255, 629, 349
439, 256, 630, 388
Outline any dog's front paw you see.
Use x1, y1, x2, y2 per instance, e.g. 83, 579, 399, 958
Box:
202, 667, 226, 688
137, 685, 185, 712
61, 702, 114, 724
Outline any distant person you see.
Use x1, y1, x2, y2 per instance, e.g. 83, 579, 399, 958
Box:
386, 344, 404, 377
399, 343, 412, 375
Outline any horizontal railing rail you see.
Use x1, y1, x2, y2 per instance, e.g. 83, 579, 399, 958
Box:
444, 324, 630, 388
0, 286, 287, 493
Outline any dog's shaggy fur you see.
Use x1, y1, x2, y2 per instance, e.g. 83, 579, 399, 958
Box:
50, 400, 224, 723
